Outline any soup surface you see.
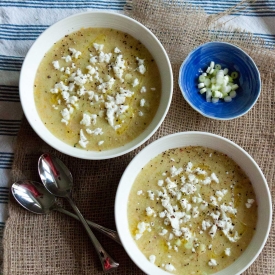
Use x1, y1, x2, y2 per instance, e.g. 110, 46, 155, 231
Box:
34, 28, 161, 151
128, 146, 257, 274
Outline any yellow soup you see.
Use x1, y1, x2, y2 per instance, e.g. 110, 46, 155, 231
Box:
34, 28, 161, 151
128, 146, 257, 275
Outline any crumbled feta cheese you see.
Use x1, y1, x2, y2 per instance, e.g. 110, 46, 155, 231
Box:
98, 51, 112, 63
138, 111, 144, 116
69, 48, 81, 59
76, 69, 89, 86
211, 172, 219, 183
216, 189, 228, 201
202, 220, 212, 231
147, 190, 155, 200
60, 108, 71, 124
180, 183, 197, 195
210, 211, 220, 221
149, 255, 156, 264
186, 162, 193, 173
224, 247, 231, 256
52, 60, 60, 70
86, 65, 96, 75
97, 77, 115, 93
140, 98, 145, 107
209, 196, 218, 206
208, 259, 217, 266
192, 196, 202, 204
136, 57, 144, 65
170, 166, 183, 177
93, 43, 104, 51
80, 113, 92, 126
136, 58, 146, 74
209, 224, 217, 238
78, 129, 88, 148
89, 55, 98, 64
68, 83, 75, 92
65, 67, 71, 75
77, 86, 86, 96
181, 227, 192, 240
132, 78, 139, 87
246, 198, 255, 208
114, 124, 121, 131
98, 140, 104, 146
137, 190, 143, 195
114, 47, 121, 53
137, 64, 146, 74
165, 263, 176, 272
220, 203, 237, 215
159, 228, 168, 236
195, 167, 207, 175
135, 222, 151, 240
158, 180, 164, 186
146, 207, 155, 217
165, 177, 177, 189
112, 54, 125, 81
159, 211, 166, 218
67, 95, 79, 106
140, 86, 147, 93
86, 128, 103, 136
201, 177, 211, 185
50, 81, 69, 93
62, 55, 72, 62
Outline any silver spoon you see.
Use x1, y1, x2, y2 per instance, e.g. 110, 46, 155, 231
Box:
38, 153, 119, 272
11, 180, 121, 245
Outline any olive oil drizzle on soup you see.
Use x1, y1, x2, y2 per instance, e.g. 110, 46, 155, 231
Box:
128, 146, 257, 275
34, 28, 161, 151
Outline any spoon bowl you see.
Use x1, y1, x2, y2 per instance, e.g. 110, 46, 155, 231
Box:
12, 180, 56, 214
38, 154, 73, 196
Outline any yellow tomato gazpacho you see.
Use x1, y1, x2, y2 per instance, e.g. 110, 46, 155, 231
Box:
34, 28, 161, 151
128, 146, 257, 274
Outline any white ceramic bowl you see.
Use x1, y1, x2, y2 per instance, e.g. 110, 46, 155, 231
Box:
20, 11, 173, 159
115, 132, 272, 275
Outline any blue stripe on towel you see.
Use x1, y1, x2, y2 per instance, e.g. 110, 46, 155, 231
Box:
0, 0, 126, 9
0, 55, 23, 71
0, 152, 14, 169
0, 120, 21, 136
0, 24, 48, 40
0, 86, 20, 102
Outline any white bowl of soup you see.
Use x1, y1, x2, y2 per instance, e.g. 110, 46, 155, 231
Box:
20, 11, 173, 159
115, 132, 272, 275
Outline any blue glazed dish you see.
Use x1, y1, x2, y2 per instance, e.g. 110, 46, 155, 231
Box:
178, 42, 261, 120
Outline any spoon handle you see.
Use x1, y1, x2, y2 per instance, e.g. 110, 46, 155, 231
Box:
55, 206, 122, 245
66, 195, 119, 272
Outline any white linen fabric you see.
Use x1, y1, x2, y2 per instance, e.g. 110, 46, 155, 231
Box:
0, 0, 274, 268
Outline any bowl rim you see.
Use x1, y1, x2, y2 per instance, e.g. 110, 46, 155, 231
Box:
115, 131, 272, 275
178, 41, 261, 120
19, 11, 173, 159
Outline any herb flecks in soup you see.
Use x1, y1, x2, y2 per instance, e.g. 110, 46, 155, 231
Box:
128, 146, 257, 274
34, 28, 161, 151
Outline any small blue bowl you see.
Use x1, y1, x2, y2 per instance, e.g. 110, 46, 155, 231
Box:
178, 42, 261, 120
